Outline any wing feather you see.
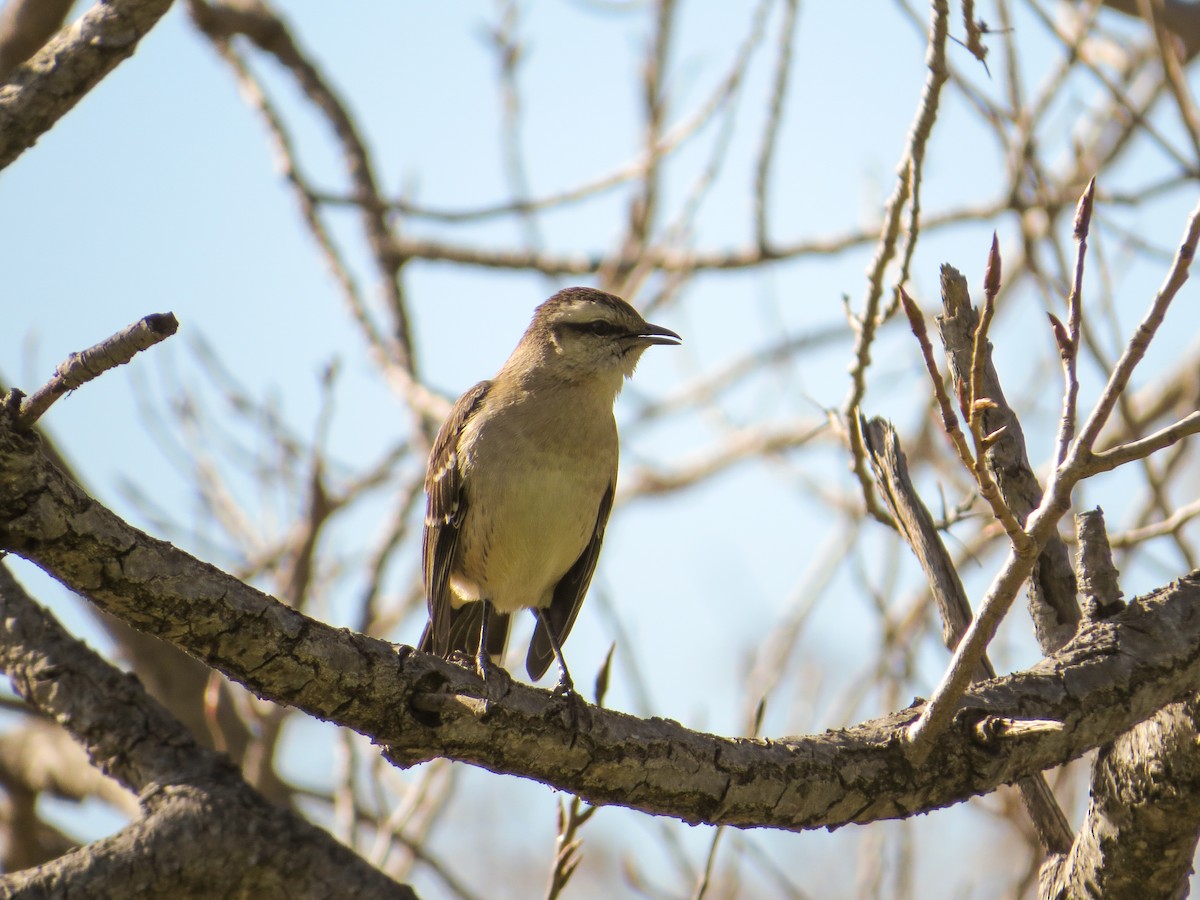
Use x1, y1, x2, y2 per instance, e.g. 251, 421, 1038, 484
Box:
526, 481, 615, 681
420, 380, 492, 657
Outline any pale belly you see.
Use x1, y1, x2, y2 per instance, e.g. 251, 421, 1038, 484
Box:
451, 463, 608, 613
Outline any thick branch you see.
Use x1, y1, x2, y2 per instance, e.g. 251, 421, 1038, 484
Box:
0, 0, 172, 171
2, 414, 1200, 831
863, 417, 1072, 853
1041, 699, 1200, 899
0, 562, 410, 897
937, 265, 1081, 653
0, 0, 73, 79
1040, 509, 1200, 897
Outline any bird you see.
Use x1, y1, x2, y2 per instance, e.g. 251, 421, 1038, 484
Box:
418, 286, 681, 695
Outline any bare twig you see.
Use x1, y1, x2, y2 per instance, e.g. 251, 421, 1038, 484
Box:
753, 0, 799, 251
862, 416, 1072, 853
187, 0, 417, 378
1108, 498, 1200, 549
898, 287, 976, 475
1085, 411, 1200, 474
545, 647, 613, 900
959, 0, 990, 69
907, 194, 1200, 759
16, 313, 178, 429
0, 0, 172, 171
1053, 179, 1096, 466
899, 283, 1027, 549
1139, 0, 1200, 163
968, 234, 1001, 418
937, 264, 1081, 652
844, 0, 950, 522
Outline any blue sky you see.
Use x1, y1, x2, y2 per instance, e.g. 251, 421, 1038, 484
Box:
4, 2, 1200, 896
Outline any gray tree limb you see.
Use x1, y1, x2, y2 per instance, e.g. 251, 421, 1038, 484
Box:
863, 417, 1072, 853
936, 265, 1081, 654
0, 0, 171, 171
1040, 512, 1200, 898
0, 0, 74, 79
0, 562, 412, 898
2, 407, 1200, 833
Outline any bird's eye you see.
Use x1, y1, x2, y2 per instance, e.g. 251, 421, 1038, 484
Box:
586, 320, 620, 336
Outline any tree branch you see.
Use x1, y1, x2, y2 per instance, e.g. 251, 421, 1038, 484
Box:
2, 412, 1200, 832
0, 0, 73, 79
0, 0, 172, 171
0, 562, 410, 897
935, 264, 1081, 654
16, 312, 178, 429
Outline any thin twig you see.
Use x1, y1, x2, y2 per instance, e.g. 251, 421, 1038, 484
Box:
862, 417, 1073, 852
753, 0, 799, 250
844, 0, 950, 522
900, 284, 1027, 548
545, 647, 614, 900
1107, 497, 1200, 548
1024, 0, 1194, 173
491, 0, 543, 251
907, 193, 1200, 759
1139, 0, 1200, 164
187, 0, 420, 381
898, 287, 976, 475
968, 234, 1001, 417
1085, 411, 1200, 474
1053, 179, 1096, 466
16, 313, 178, 429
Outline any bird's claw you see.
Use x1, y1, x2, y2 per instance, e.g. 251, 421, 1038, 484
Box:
547, 676, 588, 729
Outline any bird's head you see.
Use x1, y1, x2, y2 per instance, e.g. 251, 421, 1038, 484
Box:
522, 287, 681, 385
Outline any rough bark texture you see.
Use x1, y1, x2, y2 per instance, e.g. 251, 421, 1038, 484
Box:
1037, 512, 1200, 897
0, 0, 172, 171
2, 411, 1200, 834
935, 268, 1200, 895
864, 417, 1072, 853
1041, 699, 1200, 899
0, 717, 137, 870
0, 0, 73, 79
0, 562, 413, 898
937, 265, 1081, 654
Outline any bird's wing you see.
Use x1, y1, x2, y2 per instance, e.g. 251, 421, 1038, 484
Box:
418, 603, 511, 664
526, 481, 616, 681
421, 380, 492, 657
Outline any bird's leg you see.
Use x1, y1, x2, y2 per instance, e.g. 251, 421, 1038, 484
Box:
475, 600, 495, 683
534, 608, 576, 698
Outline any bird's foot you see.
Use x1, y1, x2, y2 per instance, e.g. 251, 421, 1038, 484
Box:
551, 669, 576, 699
547, 673, 588, 730
474, 653, 511, 708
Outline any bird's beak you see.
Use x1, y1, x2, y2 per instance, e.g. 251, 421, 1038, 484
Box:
634, 322, 682, 346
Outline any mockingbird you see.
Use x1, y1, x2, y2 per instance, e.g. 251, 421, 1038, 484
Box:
419, 286, 680, 694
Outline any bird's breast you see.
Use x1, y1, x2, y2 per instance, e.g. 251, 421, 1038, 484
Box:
450, 395, 616, 614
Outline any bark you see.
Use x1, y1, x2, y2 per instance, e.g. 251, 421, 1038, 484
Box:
0, 0, 73, 79
0, 561, 412, 898
935, 268, 1200, 897
0, 0, 172, 171
1040, 699, 1200, 899
864, 417, 1072, 853
0, 717, 137, 869
936, 265, 1081, 654
1, 407, 1200, 832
